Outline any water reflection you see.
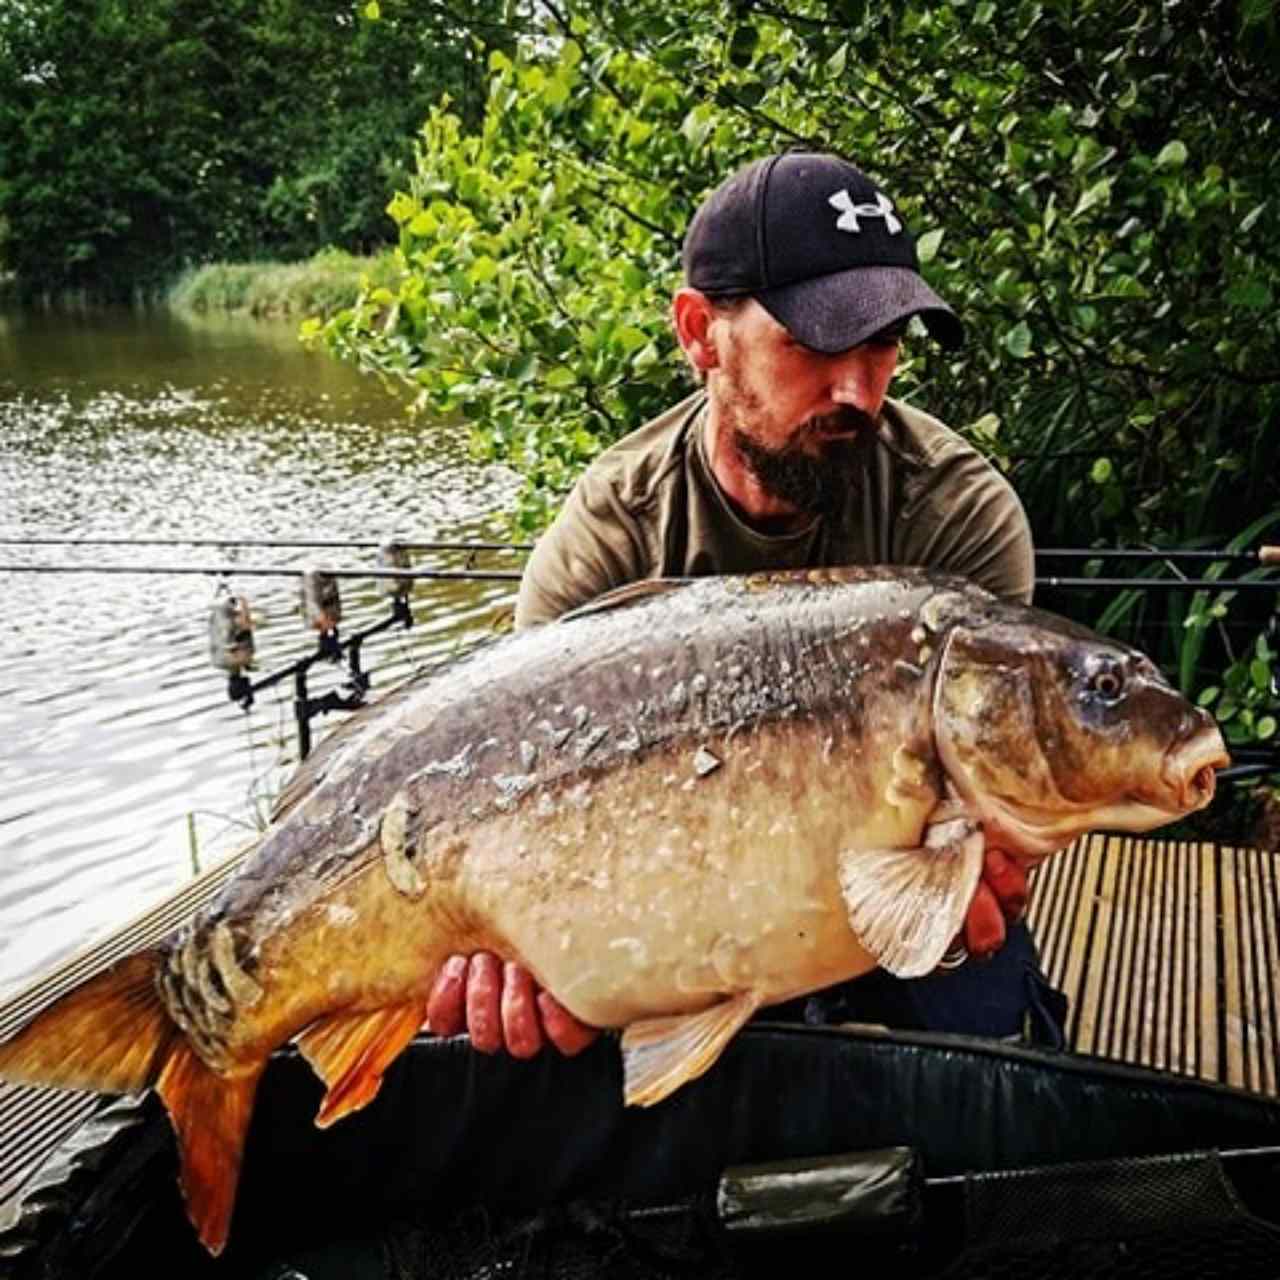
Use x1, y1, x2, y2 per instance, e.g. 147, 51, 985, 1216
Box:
0, 307, 521, 998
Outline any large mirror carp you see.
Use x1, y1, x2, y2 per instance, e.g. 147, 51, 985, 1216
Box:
0, 568, 1228, 1253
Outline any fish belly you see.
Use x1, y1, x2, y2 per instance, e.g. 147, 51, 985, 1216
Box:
458, 719, 921, 1028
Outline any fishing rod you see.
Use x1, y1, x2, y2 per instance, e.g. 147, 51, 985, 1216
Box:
0, 536, 533, 553
1, 538, 1274, 560
1035, 577, 1280, 594
4, 565, 1276, 591
0, 564, 523, 582
1038, 546, 1280, 564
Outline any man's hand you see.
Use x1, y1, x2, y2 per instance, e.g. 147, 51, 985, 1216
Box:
425, 953, 600, 1058
960, 847, 1030, 959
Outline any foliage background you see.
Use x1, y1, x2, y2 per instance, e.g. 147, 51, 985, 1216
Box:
317, 0, 1279, 756
0, 0, 508, 298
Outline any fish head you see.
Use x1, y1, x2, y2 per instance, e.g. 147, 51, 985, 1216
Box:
932, 611, 1229, 857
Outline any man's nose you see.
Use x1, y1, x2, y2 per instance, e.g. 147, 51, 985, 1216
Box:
829, 343, 899, 415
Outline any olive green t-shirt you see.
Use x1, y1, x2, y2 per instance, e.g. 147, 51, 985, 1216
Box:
515, 392, 1032, 628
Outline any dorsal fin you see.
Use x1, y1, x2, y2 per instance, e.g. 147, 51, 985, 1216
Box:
559, 577, 694, 623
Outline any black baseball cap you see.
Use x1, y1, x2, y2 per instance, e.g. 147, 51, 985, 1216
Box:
682, 152, 963, 353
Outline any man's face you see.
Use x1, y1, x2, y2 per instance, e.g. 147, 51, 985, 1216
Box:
707, 299, 902, 515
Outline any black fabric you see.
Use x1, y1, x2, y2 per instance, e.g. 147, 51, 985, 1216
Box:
769, 921, 1069, 1049
8, 1027, 1280, 1277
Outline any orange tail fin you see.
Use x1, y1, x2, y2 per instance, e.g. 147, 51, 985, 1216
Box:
0, 948, 261, 1257
0, 950, 174, 1092
156, 1040, 263, 1256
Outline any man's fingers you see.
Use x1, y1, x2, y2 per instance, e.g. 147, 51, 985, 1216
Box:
983, 848, 1029, 921
537, 991, 601, 1057
963, 880, 1007, 959
429, 952, 598, 1060
425, 954, 468, 1036
501, 962, 546, 1060
465, 952, 504, 1054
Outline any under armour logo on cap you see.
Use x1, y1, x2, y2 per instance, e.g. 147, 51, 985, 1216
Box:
828, 189, 903, 236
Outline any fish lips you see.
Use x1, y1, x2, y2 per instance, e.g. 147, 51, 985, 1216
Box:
1161, 719, 1230, 813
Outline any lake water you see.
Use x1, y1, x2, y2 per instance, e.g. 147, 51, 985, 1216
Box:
0, 307, 523, 1000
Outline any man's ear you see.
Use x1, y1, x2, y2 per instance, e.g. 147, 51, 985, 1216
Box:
672, 288, 721, 372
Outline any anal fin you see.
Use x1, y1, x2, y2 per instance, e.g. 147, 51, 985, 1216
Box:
621, 991, 761, 1108
295, 1000, 428, 1128
156, 1041, 263, 1257
838, 816, 985, 978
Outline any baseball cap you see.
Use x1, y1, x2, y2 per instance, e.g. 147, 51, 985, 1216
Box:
682, 151, 963, 353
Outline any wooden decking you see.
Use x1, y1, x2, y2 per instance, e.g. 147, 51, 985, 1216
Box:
1, 833, 1277, 1216
1029, 834, 1279, 1096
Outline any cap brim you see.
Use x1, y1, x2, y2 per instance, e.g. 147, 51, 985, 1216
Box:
755, 265, 963, 353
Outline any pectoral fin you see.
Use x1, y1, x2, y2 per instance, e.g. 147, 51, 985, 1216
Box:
621, 991, 762, 1107
837, 817, 984, 979
295, 999, 429, 1128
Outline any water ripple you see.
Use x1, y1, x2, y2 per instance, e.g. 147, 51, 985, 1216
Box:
0, 309, 524, 998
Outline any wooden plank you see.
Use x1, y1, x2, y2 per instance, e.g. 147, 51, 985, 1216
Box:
1198, 837, 1221, 1084
1071, 834, 1124, 1057
1030, 834, 1279, 1097
1240, 843, 1279, 1095
1260, 848, 1280, 1096
1221, 845, 1247, 1090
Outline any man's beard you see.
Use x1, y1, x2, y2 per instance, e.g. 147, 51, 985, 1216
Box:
730, 423, 863, 517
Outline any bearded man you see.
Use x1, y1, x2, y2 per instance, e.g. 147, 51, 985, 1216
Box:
427, 151, 1065, 1059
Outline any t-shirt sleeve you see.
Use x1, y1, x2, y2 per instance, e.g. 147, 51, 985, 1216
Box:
514, 471, 650, 628
896, 445, 1035, 604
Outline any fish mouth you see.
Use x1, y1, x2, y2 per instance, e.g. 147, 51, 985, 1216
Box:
1163, 722, 1230, 813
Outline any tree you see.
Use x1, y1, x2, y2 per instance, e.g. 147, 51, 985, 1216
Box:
0, 0, 507, 296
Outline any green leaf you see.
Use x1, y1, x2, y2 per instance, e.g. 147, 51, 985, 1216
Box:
1003, 320, 1032, 358
1251, 657, 1273, 691
363, 1, 381, 18
1155, 140, 1187, 170
1072, 178, 1112, 218
1240, 203, 1267, 234
632, 341, 661, 371
611, 325, 649, 355
917, 228, 944, 263
511, 352, 538, 383
467, 255, 499, 284
826, 43, 849, 78
1090, 457, 1113, 484
968, 412, 1000, 441
1226, 280, 1273, 309
544, 366, 577, 388
1242, 0, 1272, 27
1197, 685, 1220, 707
1258, 716, 1278, 741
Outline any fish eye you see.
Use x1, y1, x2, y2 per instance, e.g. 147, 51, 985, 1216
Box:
1088, 665, 1126, 703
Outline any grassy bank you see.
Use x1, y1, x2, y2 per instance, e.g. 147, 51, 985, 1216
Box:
168, 247, 402, 319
